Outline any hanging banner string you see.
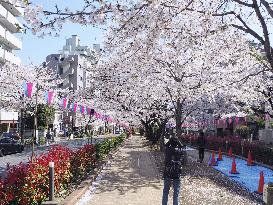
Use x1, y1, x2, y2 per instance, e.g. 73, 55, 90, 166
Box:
20, 82, 133, 128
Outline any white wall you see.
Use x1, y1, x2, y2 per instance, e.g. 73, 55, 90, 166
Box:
0, 111, 18, 121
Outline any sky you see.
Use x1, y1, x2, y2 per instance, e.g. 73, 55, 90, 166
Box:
16, 25, 104, 65
16, 0, 105, 65
15, 0, 273, 66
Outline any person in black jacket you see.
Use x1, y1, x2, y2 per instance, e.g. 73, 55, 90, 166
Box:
197, 131, 206, 163
162, 132, 184, 205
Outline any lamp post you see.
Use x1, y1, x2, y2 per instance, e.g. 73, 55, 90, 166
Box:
49, 162, 54, 201
68, 87, 75, 137
31, 83, 40, 161
19, 94, 25, 144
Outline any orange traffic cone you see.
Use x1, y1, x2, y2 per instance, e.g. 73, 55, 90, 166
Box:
209, 151, 217, 166
230, 157, 239, 174
217, 148, 223, 161
247, 150, 254, 166
228, 147, 233, 157
257, 171, 264, 194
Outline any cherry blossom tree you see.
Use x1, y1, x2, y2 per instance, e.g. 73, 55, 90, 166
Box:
0, 61, 63, 155
0, 62, 62, 109
91, 11, 261, 138
4, 0, 271, 133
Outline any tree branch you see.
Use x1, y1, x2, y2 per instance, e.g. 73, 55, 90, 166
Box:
260, 0, 273, 19
232, 0, 254, 7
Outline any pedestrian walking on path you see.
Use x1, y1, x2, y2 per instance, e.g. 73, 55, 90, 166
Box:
76, 134, 262, 205
46, 130, 52, 146
197, 131, 206, 163
162, 132, 184, 205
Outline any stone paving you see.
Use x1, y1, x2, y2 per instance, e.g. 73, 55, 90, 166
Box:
79, 135, 162, 205
77, 135, 264, 205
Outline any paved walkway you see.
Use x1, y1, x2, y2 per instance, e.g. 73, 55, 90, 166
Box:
84, 135, 162, 205
78, 136, 263, 205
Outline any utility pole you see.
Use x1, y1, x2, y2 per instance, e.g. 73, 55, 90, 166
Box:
19, 93, 26, 144
32, 83, 39, 162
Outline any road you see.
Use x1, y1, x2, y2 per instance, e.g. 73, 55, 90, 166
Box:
0, 134, 115, 178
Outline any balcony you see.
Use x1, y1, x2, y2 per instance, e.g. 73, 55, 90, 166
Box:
0, 46, 5, 62
0, 24, 22, 50
60, 66, 74, 79
0, 46, 20, 65
1, 0, 24, 17
0, 4, 23, 33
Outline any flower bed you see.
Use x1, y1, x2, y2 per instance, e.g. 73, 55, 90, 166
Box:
0, 134, 126, 205
180, 135, 273, 166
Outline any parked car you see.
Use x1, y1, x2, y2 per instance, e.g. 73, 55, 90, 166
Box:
1, 132, 21, 140
0, 137, 24, 157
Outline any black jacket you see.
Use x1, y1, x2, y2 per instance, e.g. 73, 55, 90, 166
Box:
164, 138, 184, 171
197, 136, 206, 148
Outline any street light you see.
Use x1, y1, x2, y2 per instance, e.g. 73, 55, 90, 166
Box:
68, 87, 75, 135
19, 94, 26, 144
31, 64, 61, 161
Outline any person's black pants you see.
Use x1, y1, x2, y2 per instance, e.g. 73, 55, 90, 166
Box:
199, 148, 205, 162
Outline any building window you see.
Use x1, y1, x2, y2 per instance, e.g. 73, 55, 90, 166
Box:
80, 76, 83, 81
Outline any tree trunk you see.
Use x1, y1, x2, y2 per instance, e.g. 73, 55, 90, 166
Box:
141, 119, 150, 139
159, 119, 167, 151
175, 98, 183, 138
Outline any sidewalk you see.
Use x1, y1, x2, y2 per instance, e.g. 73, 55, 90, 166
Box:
77, 136, 263, 205
79, 135, 162, 205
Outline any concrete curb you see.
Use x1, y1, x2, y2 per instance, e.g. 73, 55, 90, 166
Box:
59, 163, 104, 205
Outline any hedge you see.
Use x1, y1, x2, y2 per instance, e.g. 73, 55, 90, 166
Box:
180, 135, 273, 166
0, 134, 126, 205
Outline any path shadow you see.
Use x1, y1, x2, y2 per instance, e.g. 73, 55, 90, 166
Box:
91, 144, 162, 196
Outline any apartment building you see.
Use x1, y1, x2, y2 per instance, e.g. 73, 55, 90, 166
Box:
46, 35, 99, 90
0, 1, 23, 65
0, 2, 23, 133
46, 35, 100, 129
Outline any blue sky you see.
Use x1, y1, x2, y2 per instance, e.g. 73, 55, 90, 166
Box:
16, 25, 104, 65
16, 0, 105, 65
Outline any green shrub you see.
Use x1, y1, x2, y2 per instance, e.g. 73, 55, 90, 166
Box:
95, 134, 126, 161
39, 137, 46, 145
235, 126, 249, 138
